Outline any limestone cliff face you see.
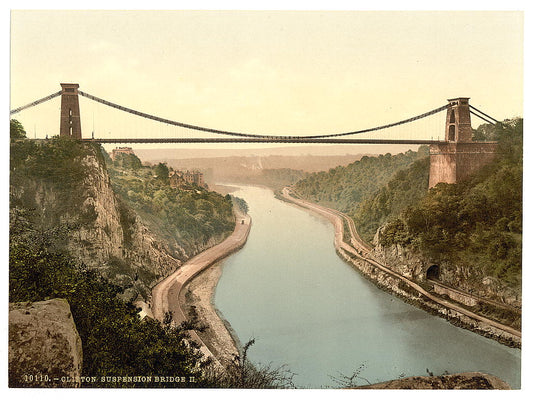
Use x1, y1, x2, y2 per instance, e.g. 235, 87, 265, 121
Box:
12, 146, 227, 302
9, 299, 83, 388
68, 154, 185, 301
371, 228, 521, 308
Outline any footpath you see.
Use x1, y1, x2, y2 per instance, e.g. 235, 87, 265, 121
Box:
151, 210, 252, 365
281, 187, 521, 345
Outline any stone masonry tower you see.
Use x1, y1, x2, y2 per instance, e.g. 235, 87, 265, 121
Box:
59, 83, 82, 139
445, 97, 472, 142
429, 98, 498, 188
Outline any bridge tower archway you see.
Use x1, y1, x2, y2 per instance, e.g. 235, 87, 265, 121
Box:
448, 125, 456, 141
444, 97, 472, 143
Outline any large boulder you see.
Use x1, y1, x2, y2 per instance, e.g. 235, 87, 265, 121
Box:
9, 298, 83, 387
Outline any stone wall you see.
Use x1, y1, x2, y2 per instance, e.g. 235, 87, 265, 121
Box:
433, 283, 479, 307
429, 142, 498, 188
372, 231, 521, 308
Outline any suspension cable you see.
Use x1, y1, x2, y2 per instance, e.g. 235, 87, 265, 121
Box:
79, 90, 449, 139
10, 89, 503, 140
470, 110, 496, 125
10, 91, 62, 115
469, 105, 500, 124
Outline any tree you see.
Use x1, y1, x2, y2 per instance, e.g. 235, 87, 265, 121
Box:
472, 123, 497, 141
231, 196, 249, 214
154, 162, 170, 184
10, 119, 26, 140
206, 339, 295, 388
113, 152, 142, 170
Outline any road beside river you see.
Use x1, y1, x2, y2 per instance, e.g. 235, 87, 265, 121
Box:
151, 210, 251, 364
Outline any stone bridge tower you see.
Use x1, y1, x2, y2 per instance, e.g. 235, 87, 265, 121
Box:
59, 83, 82, 139
428, 98, 498, 188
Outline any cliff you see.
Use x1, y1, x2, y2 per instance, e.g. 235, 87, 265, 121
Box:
10, 139, 231, 302
371, 231, 521, 308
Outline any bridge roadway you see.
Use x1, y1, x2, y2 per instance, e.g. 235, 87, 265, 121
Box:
83, 138, 445, 145
280, 187, 521, 341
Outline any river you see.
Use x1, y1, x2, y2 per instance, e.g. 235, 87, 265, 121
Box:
214, 185, 521, 389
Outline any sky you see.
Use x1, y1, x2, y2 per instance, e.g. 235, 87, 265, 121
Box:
9, 9, 524, 151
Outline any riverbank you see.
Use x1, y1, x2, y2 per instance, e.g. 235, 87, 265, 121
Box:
150, 209, 251, 364
281, 187, 521, 348
181, 263, 241, 362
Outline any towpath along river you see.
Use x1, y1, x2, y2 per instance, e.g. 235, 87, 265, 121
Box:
151, 210, 251, 363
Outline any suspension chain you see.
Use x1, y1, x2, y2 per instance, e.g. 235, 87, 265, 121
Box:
10, 91, 62, 115
10, 89, 501, 138
79, 90, 449, 139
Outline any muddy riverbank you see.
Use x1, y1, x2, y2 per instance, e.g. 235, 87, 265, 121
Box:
182, 264, 241, 362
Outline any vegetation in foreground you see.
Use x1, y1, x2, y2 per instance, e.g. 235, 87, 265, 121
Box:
9, 218, 293, 388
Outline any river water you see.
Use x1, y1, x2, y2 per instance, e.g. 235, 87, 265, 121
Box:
214, 185, 521, 388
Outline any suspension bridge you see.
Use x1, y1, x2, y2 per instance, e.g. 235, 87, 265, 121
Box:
10, 83, 501, 188
10, 83, 499, 145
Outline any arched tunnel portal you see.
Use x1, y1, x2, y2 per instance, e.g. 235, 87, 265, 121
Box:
426, 264, 440, 280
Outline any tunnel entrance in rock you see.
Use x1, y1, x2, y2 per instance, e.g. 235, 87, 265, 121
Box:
426, 264, 440, 280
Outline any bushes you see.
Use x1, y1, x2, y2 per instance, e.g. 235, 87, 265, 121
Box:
9, 164, 206, 386
354, 157, 430, 241
232, 195, 249, 214
10, 119, 26, 140
109, 162, 235, 246
10, 137, 99, 226
379, 119, 522, 287
9, 223, 208, 387
9, 221, 292, 388
379, 218, 410, 247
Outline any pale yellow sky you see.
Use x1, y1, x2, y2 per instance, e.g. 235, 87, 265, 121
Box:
10, 10, 523, 145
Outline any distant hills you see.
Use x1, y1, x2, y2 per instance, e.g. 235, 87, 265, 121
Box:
152, 155, 366, 183
131, 144, 417, 185
132, 144, 416, 160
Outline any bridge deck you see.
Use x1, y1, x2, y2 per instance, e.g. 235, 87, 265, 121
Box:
83, 138, 445, 145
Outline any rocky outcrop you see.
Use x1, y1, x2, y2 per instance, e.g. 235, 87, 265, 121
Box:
68, 154, 190, 301
12, 146, 229, 303
9, 299, 83, 388
356, 372, 511, 389
372, 228, 521, 308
